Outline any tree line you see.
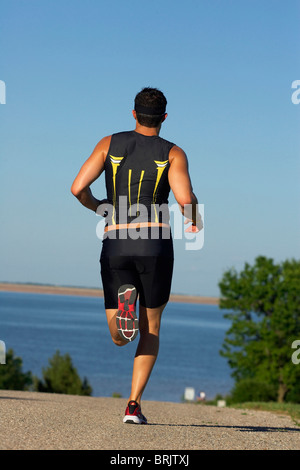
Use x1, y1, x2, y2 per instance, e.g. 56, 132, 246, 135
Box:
0, 349, 92, 396
219, 256, 300, 403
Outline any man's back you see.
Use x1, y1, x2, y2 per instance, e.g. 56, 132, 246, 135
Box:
104, 130, 175, 226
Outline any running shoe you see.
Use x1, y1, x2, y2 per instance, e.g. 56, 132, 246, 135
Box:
116, 284, 138, 342
123, 400, 147, 424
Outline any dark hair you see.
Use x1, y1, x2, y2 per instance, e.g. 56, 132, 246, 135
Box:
134, 87, 167, 128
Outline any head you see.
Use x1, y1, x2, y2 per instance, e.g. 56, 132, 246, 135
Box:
133, 87, 167, 128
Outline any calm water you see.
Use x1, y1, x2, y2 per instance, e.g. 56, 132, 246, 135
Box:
0, 291, 234, 402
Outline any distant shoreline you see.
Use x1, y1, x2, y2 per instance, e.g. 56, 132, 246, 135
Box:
0, 282, 219, 305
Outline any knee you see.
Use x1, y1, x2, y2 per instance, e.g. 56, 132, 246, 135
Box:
140, 317, 161, 336
139, 323, 160, 339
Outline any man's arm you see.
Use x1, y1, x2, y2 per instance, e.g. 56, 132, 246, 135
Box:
71, 135, 111, 212
168, 146, 202, 231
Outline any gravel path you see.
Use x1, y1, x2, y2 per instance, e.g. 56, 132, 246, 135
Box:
0, 390, 299, 450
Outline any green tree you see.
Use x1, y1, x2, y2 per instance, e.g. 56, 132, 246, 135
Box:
0, 348, 33, 390
219, 256, 300, 403
34, 350, 92, 396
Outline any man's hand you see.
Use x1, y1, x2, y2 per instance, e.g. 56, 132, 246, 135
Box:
184, 214, 203, 233
96, 199, 109, 217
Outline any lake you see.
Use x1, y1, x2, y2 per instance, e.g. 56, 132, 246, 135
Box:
0, 291, 234, 402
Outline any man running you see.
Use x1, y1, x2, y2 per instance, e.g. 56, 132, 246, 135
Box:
71, 87, 202, 424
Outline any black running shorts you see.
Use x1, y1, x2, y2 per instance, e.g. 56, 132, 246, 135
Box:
100, 231, 174, 309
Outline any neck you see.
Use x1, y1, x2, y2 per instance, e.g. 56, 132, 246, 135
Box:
134, 122, 161, 136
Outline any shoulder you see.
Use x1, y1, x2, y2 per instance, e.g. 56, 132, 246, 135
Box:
157, 135, 176, 149
169, 145, 188, 165
94, 130, 132, 149
94, 135, 112, 150
110, 130, 134, 141
90, 135, 112, 164
108, 130, 137, 148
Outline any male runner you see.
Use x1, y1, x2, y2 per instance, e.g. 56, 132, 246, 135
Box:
71, 87, 202, 424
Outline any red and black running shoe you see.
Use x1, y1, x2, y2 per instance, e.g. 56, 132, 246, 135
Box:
123, 400, 147, 424
116, 284, 138, 342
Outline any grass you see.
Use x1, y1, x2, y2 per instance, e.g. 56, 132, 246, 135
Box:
195, 397, 300, 426
228, 402, 300, 426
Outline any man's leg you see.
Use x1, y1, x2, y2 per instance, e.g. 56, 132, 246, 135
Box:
128, 303, 166, 404
105, 308, 128, 347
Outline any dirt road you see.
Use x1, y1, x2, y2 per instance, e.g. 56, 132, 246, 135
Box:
0, 390, 299, 451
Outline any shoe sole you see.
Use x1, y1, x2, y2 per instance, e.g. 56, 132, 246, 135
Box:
123, 415, 147, 424
116, 284, 138, 342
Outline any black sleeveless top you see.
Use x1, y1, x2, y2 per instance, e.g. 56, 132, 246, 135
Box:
104, 131, 175, 226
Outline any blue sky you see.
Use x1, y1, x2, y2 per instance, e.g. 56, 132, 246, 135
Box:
0, 0, 299, 296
